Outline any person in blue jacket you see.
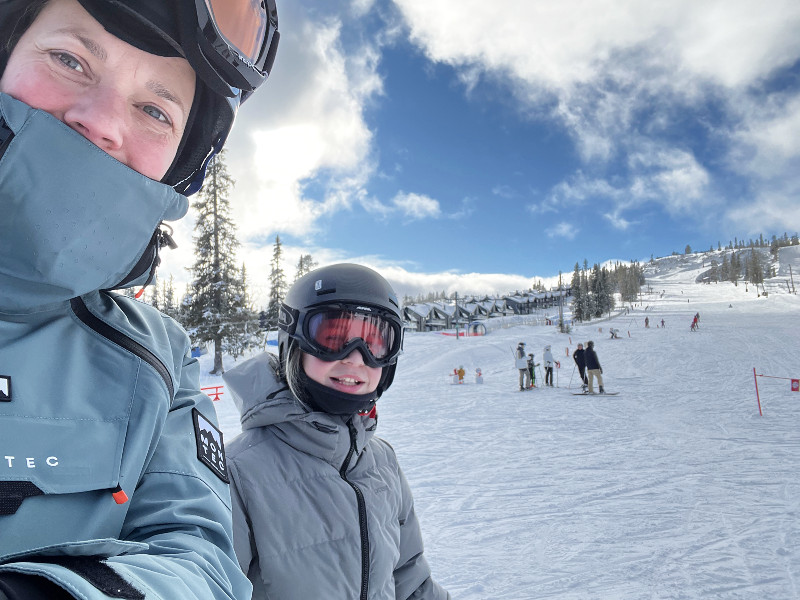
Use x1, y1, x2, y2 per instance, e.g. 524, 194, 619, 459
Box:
0, 0, 279, 598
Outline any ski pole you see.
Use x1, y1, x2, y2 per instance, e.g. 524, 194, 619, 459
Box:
568, 363, 575, 388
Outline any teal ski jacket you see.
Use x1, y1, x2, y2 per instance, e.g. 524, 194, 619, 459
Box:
0, 94, 251, 600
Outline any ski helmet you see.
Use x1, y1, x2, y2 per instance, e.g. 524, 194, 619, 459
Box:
278, 263, 404, 400
0, 0, 280, 195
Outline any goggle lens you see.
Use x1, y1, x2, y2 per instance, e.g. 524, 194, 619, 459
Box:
307, 310, 397, 361
204, 0, 268, 62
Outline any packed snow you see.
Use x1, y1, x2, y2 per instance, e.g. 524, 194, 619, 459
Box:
202, 249, 800, 599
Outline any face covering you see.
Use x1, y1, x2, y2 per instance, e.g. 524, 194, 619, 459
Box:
298, 370, 378, 417
0, 93, 187, 313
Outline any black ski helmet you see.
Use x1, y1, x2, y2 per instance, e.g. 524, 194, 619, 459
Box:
278, 263, 404, 398
0, 0, 280, 195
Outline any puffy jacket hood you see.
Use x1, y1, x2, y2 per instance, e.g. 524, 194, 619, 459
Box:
223, 352, 376, 466
0, 94, 187, 313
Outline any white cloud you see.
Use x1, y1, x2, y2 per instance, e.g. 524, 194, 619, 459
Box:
223, 10, 383, 242
548, 222, 578, 240
392, 0, 800, 232
392, 191, 442, 220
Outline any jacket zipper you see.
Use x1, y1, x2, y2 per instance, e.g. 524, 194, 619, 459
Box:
340, 420, 370, 600
0, 118, 13, 160
70, 296, 174, 399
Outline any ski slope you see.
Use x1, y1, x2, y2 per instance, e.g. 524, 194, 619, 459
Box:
206, 249, 800, 599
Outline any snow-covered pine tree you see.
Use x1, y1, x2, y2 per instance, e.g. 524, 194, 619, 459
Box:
580, 261, 592, 320
293, 253, 318, 283
182, 150, 254, 375
570, 262, 583, 321
264, 235, 287, 330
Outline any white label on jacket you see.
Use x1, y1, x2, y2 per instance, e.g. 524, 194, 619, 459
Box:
192, 408, 228, 483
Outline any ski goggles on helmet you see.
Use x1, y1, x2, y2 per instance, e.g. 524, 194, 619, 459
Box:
279, 304, 404, 368
81, 0, 279, 98
190, 0, 280, 96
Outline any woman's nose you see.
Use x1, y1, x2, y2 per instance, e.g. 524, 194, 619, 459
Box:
63, 86, 125, 154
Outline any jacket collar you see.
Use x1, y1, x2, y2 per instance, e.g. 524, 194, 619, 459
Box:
0, 94, 187, 313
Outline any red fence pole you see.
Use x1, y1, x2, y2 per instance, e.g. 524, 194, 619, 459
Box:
753, 368, 762, 416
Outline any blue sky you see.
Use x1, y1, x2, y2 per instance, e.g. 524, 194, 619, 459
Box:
159, 0, 800, 306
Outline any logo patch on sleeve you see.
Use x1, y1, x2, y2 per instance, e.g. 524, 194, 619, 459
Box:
0, 376, 10, 402
192, 408, 228, 483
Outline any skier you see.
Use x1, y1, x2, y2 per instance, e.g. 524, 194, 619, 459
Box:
645, 316, 650, 328
609, 328, 620, 339
543, 345, 555, 386
223, 264, 450, 600
690, 314, 699, 331
573, 343, 589, 390
584, 340, 605, 394
515, 341, 531, 390
0, 1, 279, 597
527, 353, 537, 388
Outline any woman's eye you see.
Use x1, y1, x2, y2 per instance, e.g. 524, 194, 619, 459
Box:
142, 105, 170, 124
54, 52, 83, 72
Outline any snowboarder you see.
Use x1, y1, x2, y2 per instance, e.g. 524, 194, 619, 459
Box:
223, 264, 449, 599
543, 345, 555, 386
573, 343, 589, 390
515, 342, 531, 390
0, 1, 279, 597
584, 341, 605, 394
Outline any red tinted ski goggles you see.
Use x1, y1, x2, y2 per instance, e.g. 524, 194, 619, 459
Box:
280, 304, 404, 368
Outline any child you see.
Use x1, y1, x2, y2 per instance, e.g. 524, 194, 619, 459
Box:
527, 353, 536, 388
224, 264, 450, 600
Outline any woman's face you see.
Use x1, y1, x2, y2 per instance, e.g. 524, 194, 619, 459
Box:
302, 350, 382, 396
0, 0, 196, 180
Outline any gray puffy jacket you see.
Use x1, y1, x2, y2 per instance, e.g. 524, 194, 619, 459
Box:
223, 353, 449, 600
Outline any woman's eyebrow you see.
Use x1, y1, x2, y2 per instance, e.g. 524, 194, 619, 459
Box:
146, 80, 186, 113
54, 28, 108, 61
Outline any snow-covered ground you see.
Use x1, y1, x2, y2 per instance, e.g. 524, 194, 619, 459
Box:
202, 248, 800, 599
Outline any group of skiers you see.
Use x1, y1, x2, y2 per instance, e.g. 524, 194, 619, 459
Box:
515, 342, 559, 390
572, 341, 605, 394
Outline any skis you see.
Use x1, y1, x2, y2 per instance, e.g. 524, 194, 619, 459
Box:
572, 391, 620, 396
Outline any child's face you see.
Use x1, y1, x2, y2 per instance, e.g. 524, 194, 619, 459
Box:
302, 350, 382, 395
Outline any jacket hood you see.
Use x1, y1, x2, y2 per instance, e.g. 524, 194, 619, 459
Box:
0, 94, 187, 313
222, 352, 376, 465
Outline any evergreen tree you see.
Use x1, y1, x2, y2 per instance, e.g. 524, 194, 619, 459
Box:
570, 262, 583, 321
160, 275, 181, 322
293, 254, 318, 282
264, 235, 287, 330
182, 150, 253, 374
